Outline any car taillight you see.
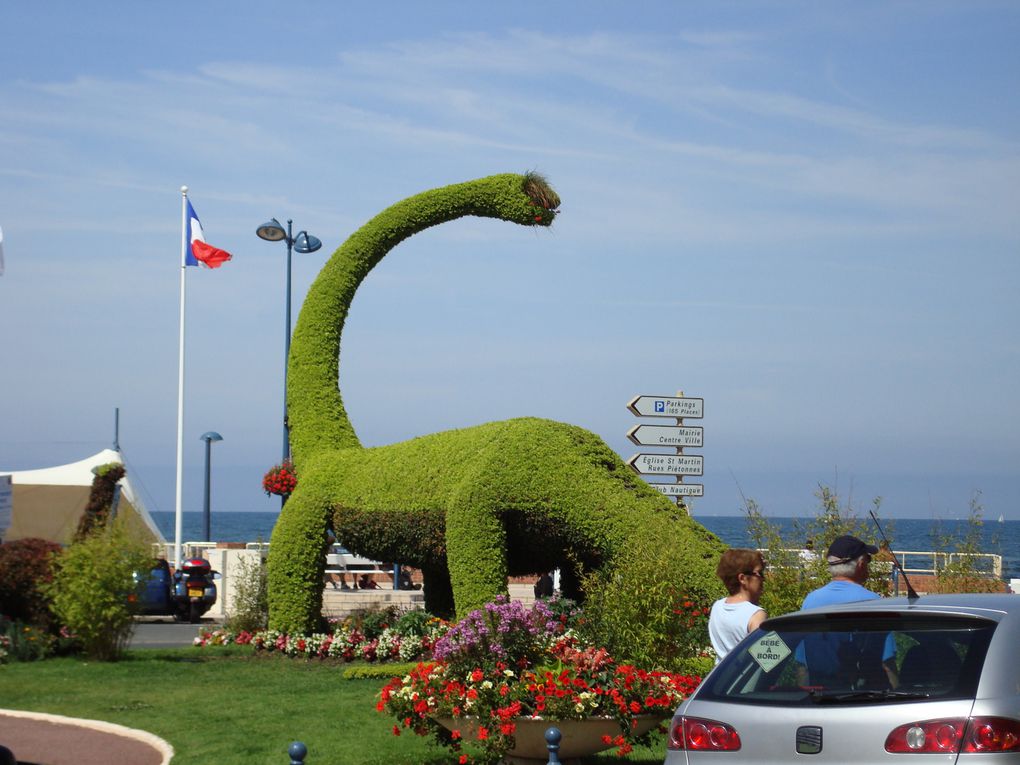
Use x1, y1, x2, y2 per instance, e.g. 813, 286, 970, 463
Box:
886, 717, 1020, 753
667, 716, 741, 751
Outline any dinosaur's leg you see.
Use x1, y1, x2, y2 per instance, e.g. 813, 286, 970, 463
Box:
267, 487, 330, 633
445, 490, 510, 618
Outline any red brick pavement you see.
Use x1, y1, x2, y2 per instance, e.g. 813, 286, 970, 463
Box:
0, 710, 171, 765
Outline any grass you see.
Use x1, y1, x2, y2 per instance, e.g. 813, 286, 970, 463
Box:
1, 648, 667, 765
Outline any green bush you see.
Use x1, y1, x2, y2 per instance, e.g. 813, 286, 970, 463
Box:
342, 605, 402, 640
42, 521, 152, 661
392, 608, 434, 637
0, 537, 62, 629
578, 524, 723, 672
928, 491, 1004, 593
224, 554, 269, 633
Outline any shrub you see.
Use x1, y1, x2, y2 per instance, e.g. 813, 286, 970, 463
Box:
224, 554, 269, 633
343, 605, 402, 640
43, 521, 152, 661
578, 525, 722, 672
928, 491, 1004, 593
0, 538, 62, 629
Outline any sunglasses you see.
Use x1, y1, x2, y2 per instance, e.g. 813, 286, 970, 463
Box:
742, 570, 766, 579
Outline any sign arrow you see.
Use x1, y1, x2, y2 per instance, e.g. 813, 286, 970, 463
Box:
628, 395, 704, 419
627, 424, 704, 448
627, 453, 704, 476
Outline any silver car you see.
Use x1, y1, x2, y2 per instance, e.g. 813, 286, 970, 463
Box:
665, 594, 1020, 763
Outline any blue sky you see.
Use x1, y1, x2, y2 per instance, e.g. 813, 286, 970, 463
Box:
1, 1, 1017, 522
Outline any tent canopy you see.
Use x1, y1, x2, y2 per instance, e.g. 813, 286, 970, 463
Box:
1, 449, 164, 545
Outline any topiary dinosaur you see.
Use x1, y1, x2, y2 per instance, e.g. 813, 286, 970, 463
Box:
266, 173, 723, 633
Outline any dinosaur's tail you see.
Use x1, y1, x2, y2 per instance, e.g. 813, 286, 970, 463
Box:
286, 173, 559, 470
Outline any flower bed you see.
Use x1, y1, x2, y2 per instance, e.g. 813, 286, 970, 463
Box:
194, 610, 449, 663
376, 597, 700, 763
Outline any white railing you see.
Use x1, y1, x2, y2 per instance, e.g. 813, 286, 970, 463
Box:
896, 550, 1002, 578
765, 548, 1002, 578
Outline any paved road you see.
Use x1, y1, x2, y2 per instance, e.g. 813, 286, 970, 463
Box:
129, 617, 220, 649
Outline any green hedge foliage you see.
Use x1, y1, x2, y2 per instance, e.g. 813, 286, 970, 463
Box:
267, 173, 723, 634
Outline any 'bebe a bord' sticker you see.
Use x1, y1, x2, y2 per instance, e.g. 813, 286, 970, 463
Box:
746, 632, 791, 672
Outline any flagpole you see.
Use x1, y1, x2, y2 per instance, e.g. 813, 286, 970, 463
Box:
174, 186, 189, 569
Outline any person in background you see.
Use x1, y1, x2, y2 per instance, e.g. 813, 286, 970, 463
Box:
796, 535, 898, 688
357, 573, 380, 590
708, 548, 767, 663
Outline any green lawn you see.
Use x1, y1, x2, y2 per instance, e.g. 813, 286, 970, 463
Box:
1, 648, 668, 765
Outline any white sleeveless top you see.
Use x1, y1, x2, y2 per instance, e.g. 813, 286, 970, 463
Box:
708, 598, 764, 663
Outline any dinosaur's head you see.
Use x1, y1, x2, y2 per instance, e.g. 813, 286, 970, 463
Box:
521, 171, 560, 226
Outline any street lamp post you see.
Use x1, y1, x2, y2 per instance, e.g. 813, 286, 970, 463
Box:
199, 431, 223, 541
256, 218, 322, 480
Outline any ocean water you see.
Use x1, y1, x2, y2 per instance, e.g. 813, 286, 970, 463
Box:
150, 512, 1020, 581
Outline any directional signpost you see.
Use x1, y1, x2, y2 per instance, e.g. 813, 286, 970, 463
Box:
627, 395, 703, 419
627, 453, 703, 476
651, 482, 704, 498
627, 424, 703, 448
626, 392, 704, 512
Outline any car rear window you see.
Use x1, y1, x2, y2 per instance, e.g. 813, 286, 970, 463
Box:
696, 613, 996, 707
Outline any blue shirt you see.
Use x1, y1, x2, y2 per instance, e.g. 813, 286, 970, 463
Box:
802, 580, 880, 610
796, 580, 895, 681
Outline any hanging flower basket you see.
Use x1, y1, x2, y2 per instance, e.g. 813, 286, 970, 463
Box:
262, 460, 297, 496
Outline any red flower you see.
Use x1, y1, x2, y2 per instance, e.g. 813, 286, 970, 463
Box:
262, 460, 297, 496
451, 730, 461, 740
477, 726, 489, 741
392, 725, 401, 736
459, 756, 468, 764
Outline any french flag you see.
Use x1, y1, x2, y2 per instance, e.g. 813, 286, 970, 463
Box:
186, 200, 233, 268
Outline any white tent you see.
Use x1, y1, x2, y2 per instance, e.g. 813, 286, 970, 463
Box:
1, 449, 165, 545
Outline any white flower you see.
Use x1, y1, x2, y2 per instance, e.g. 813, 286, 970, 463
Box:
481, 680, 493, 690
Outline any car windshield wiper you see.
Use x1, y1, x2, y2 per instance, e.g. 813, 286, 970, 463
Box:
810, 689, 931, 704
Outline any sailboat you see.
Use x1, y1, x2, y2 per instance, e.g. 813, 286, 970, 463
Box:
997, 513, 1005, 523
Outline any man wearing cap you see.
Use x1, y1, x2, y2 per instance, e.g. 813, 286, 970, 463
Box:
802, 535, 881, 609
796, 535, 898, 688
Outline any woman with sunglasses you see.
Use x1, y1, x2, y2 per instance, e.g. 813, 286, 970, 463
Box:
708, 548, 767, 662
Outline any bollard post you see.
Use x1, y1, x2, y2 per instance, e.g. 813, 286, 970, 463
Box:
544, 726, 562, 765
288, 741, 308, 764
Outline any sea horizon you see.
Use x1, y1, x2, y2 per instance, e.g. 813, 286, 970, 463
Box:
151, 511, 1020, 580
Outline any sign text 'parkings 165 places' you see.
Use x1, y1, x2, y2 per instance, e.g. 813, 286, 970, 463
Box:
627, 395, 704, 419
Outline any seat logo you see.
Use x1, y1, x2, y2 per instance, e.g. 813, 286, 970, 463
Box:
796, 726, 823, 754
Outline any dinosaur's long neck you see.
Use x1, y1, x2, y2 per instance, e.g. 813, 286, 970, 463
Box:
286, 173, 556, 469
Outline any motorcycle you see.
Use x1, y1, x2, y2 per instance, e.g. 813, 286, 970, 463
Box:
172, 558, 219, 623
133, 557, 219, 623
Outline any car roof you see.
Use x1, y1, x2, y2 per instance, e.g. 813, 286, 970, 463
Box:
764, 593, 1017, 627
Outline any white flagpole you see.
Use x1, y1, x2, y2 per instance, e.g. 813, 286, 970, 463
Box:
174, 186, 189, 568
